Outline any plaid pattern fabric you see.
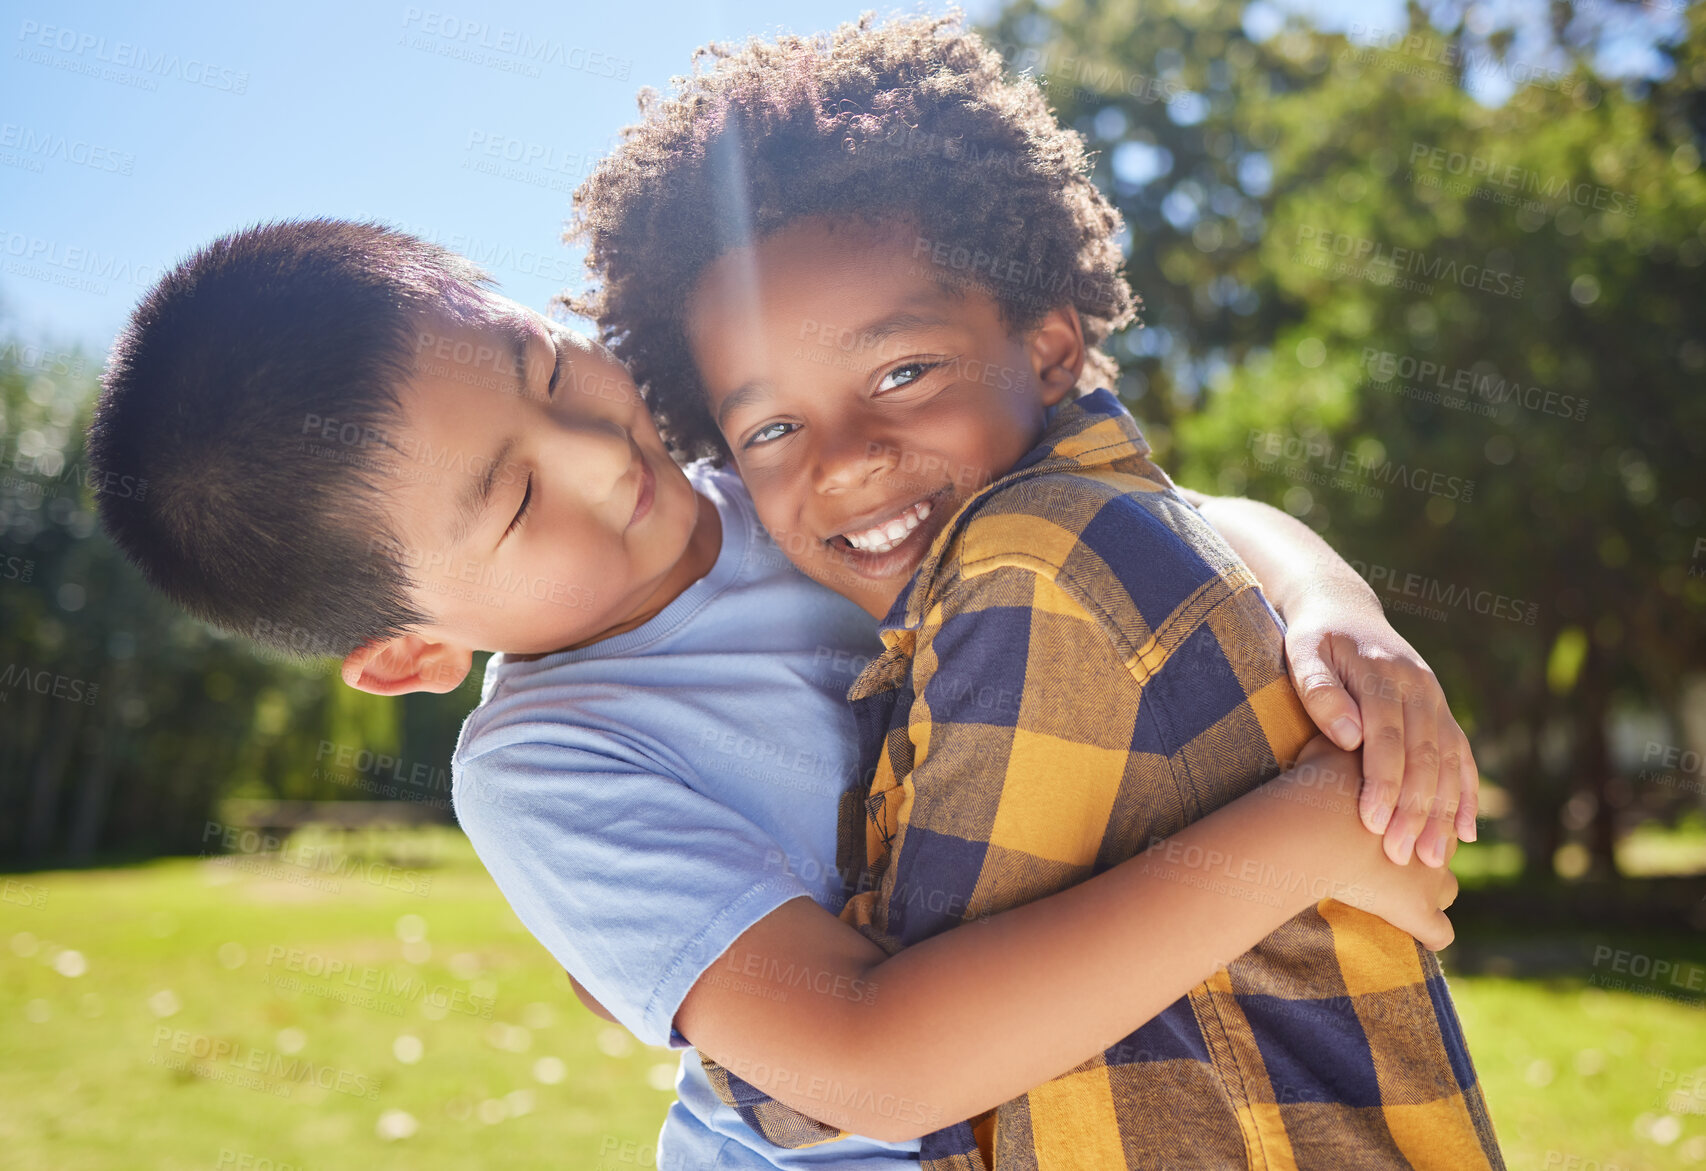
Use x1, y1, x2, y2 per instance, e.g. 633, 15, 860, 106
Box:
701, 390, 1503, 1169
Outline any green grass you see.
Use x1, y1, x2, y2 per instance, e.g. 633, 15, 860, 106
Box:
1, 829, 676, 1171
4, 828, 1705, 1169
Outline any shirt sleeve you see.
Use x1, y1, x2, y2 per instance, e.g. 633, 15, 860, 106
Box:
695, 563, 1181, 1149
452, 736, 814, 1049
840, 562, 1184, 952
699, 510, 1310, 1154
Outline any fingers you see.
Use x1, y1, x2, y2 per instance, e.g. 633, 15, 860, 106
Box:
1291, 651, 1364, 751
1385, 710, 1439, 867
1359, 691, 1407, 837
1418, 908, 1456, 953
1454, 728, 1481, 843
1438, 867, 1459, 911
1414, 733, 1461, 869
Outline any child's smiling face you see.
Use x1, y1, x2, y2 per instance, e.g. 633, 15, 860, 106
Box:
685, 216, 1084, 617
374, 294, 706, 658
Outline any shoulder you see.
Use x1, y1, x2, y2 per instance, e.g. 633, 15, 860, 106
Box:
931, 472, 1260, 659
952, 470, 1243, 593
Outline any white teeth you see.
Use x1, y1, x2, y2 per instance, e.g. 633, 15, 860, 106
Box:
841, 501, 933, 554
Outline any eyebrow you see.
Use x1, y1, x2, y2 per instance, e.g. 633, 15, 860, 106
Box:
714, 307, 953, 430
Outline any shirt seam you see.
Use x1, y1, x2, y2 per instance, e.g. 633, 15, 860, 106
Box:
643, 874, 810, 1045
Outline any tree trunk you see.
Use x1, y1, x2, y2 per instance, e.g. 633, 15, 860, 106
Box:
1513, 718, 1564, 880
1579, 649, 1619, 878
23, 698, 82, 860
67, 682, 121, 863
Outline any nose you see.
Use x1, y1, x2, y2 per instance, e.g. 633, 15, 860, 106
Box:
546, 409, 634, 501
811, 419, 897, 494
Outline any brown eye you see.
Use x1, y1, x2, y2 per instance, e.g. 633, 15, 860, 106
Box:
876, 362, 936, 393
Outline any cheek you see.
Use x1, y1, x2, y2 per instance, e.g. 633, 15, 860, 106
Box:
910, 399, 1028, 484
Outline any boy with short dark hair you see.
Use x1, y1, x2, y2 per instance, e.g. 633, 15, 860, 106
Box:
570, 15, 1501, 1167
90, 216, 1463, 1170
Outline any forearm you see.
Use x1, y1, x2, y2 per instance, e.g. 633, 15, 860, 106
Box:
1184, 490, 1378, 618
690, 754, 1381, 1141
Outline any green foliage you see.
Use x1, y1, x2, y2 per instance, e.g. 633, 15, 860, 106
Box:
0, 340, 484, 864
982, 0, 1706, 877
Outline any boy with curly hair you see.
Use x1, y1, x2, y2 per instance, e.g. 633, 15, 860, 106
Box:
568, 14, 1501, 1168
91, 214, 1461, 1170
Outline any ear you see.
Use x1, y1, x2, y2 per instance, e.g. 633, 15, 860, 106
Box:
340, 634, 472, 696
1025, 305, 1088, 407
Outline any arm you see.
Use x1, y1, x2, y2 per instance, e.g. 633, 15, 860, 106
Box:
1184, 490, 1480, 865
567, 972, 619, 1023
681, 741, 1454, 1143
679, 559, 1456, 1142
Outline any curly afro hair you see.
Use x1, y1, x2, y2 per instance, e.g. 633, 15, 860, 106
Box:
562, 11, 1138, 465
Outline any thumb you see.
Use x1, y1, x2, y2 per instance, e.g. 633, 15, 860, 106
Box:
1290, 642, 1363, 750
1417, 909, 1456, 953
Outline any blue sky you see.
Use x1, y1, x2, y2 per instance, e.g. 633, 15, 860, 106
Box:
2, 0, 1418, 355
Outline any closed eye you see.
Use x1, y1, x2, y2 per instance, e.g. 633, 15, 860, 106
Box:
504, 473, 534, 539
546, 336, 565, 399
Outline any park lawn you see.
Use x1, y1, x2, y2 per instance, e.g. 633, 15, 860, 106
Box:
1, 828, 676, 1171
2, 828, 1704, 1170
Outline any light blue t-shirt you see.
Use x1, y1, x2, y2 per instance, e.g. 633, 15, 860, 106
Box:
452, 462, 921, 1169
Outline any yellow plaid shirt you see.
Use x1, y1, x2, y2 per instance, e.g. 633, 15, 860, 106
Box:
703, 390, 1503, 1169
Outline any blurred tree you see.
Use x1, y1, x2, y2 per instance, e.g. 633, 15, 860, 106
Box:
0, 339, 480, 864
981, 0, 1706, 877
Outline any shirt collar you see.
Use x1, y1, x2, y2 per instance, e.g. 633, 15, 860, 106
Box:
880, 388, 1151, 633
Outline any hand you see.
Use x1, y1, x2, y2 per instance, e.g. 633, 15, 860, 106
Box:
1277, 738, 1458, 951
1281, 594, 1478, 868
1352, 830, 1460, 952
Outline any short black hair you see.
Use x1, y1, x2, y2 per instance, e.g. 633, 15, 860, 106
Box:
89, 218, 494, 658
564, 12, 1138, 464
